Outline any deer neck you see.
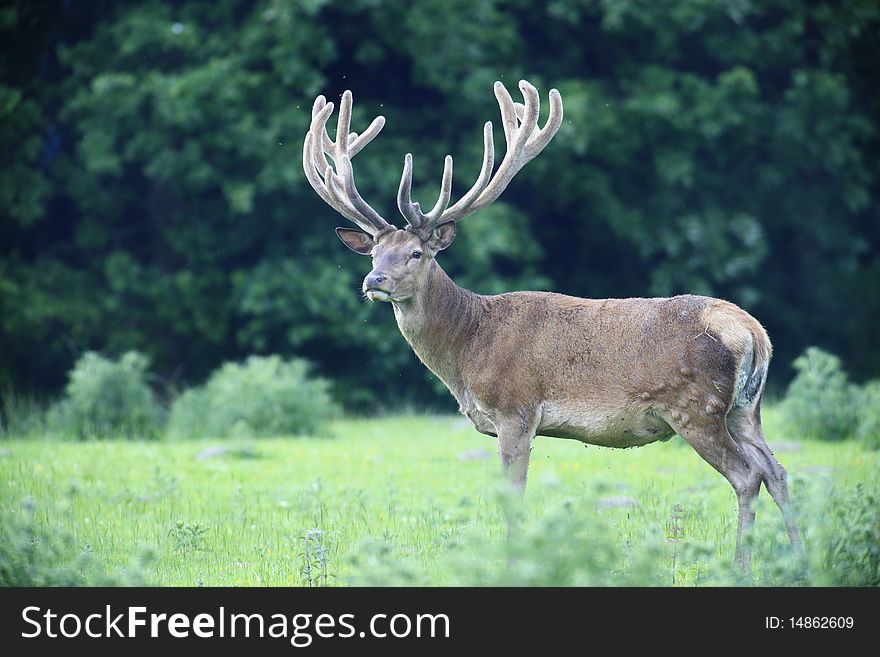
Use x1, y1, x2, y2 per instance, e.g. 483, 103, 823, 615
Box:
391, 262, 482, 391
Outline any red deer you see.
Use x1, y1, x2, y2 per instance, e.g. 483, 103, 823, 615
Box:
302, 80, 800, 569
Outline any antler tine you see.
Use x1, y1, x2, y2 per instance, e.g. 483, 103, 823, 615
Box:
426, 156, 453, 222
525, 88, 563, 160
336, 90, 352, 155
311, 95, 335, 154
439, 122, 495, 222
462, 80, 540, 216
398, 152, 456, 227
397, 153, 425, 227
302, 90, 396, 236
495, 82, 518, 147
511, 80, 540, 153
397, 122, 495, 230
349, 115, 385, 156
402, 80, 562, 236
459, 80, 562, 217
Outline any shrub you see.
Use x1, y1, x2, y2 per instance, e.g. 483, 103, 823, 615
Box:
348, 492, 669, 586
168, 355, 339, 439
0, 500, 153, 586
855, 381, 880, 450
780, 347, 859, 441
0, 505, 86, 586
166, 387, 210, 439
49, 351, 164, 440
472, 499, 667, 586
812, 484, 880, 586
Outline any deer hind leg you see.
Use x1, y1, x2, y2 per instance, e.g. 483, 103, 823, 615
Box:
726, 404, 802, 547
670, 416, 763, 572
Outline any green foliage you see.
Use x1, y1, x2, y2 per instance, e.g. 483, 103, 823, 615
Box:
813, 484, 880, 586
781, 348, 880, 446
49, 351, 164, 440
1, 413, 878, 586
168, 520, 210, 552
781, 347, 860, 441
350, 493, 668, 586
300, 528, 332, 587
0, 84, 50, 226
168, 355, 339, 439
0, 388, 47, 438
347, 481, 880, 587
0, 503, 87, 586
0, 500, 153, 586
856, 381, 880, 450
1, 0, 879, 406
482, 493, 667, 586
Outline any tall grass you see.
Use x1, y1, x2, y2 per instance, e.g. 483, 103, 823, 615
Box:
348, 481, 878, 587
856, 382, 880, 451
0, 388, 47, 439
1, 414, 877, 586
0, 500, 154, 586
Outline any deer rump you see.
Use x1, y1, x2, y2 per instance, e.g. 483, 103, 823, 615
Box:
452, 293, 770, 449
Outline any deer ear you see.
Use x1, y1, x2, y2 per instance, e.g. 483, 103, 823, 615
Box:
335, 227, 375, 255
429, 221, 457, 252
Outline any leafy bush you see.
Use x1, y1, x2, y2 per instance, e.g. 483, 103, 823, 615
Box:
856, 381, 880, 450
811, 484, 880, 586
471, 500, 667, 587
780, 347, 859, 441
349, 492, 670, 586
168, 355, 339, 439
0, 505, 87, 586
0, 500, 153, 586
49, 351, 164, 440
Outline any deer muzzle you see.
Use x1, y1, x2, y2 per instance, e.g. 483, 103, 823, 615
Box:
363, 272, 393, 302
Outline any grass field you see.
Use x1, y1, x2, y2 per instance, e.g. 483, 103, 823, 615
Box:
1, 407, 878, 586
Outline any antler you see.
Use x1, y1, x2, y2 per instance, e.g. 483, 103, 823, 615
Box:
303, 80, 563, 241
397, 79, 563, 238
302, 90, 396, 236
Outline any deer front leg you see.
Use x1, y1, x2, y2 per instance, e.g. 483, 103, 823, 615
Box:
495, 409, 541, 496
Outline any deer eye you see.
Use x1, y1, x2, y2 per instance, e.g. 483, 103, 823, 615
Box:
411, 251, 422, 260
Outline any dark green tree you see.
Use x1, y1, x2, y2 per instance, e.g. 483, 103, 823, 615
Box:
1, 0, 878, 408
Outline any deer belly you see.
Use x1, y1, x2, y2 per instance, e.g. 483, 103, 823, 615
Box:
538, 402, 675, 448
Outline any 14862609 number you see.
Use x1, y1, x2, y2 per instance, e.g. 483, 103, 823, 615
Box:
790, 617, 854, 629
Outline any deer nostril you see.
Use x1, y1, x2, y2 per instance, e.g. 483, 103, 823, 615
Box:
365, 274, 387, 289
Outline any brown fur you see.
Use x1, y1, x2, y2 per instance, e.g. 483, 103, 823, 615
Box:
353, 234, 801, 570
307, 81, 799, 571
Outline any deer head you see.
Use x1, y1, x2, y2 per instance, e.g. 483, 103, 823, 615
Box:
303, 80, 563, 302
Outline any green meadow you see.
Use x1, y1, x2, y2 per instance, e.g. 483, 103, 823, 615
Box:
2, 408, 877, 586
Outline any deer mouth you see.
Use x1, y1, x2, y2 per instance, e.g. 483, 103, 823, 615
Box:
365, 288, 393, 302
